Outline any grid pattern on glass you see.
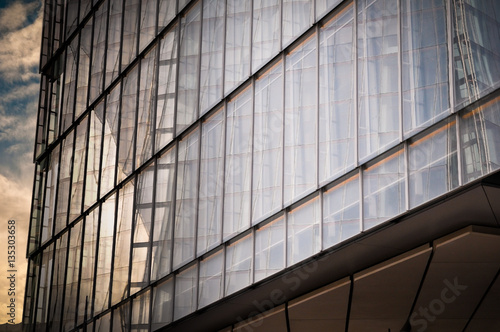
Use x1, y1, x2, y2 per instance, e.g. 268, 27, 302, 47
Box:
225, 233, 253, 295
174, 264, 198, 320
62, 222, 82, 330
198, 249, 224, 308
255, 216, 285, 281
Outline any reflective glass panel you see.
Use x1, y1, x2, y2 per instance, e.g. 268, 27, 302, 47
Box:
139, 0, 157, 52
323, 173, 360, 248
287, 195, 320, 266
70, 116, 89, 222
106, 0, 123, 87
174, 264, 198, 320
101, 83, 120, 197
316, 0, 342, 20
198, 109, 224, 255
198, 249, 224, 308
122, 0, 139, 70
42, 144, 59, 244
225, 233, 252, 295
61, 37, 77, 131
409, 120, 458, 208
253, 0, 280, 72
319, 4, 356, 183
131, 290, 150, 332
89, 0, 108, 104
63, 221, 83, 330
152, 277, 174, 330
55, 130, 74, 234
284, 34, 317, 204
282, 0, 313, 47
363, 147, 406, 229
255, 216, 285, 282
253, 61, 283, 223
35, 244, 53, 331
76, 21, 92, 117
48, 231, 68, 331
85, 106, 103, 210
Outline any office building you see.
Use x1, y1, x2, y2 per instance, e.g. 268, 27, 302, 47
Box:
24, 0, 500, 331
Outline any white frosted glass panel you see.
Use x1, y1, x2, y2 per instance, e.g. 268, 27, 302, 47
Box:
316, 0, 342, 20
177, 2, 201, 134
224, 86, 252, 240
358, 0, 400, 161
42, 144, 59, 244
174, 129, 200, 269
198, 110, 224, 255
35, 244, 53, 331
319, 4, 356, 183
106, 0, 122, 87
122, 0, 139, 70
137, 47, 157, 167
409, 120, 458, 208
153, 277, 174, 330
156, 25, 178, 152
70, 116, 88, 222
101, 83, 120, 197
461, 97, 500, 183
282, 0, 313, 47
253, 62, 283, 223
62, 37, 77, 131
76, 21, 91, 117
55, 130, 73, 234
118, 65, 138, 182
139, 0, 156, 52
225, 234, 252, 295
152, 147, 176, 280
363, 147, 406, 229
198, 250, 224, 308
323, 174, 360, 248
225, 0, 251, 94
85, 107, 103, 210
94, 194, 116, 315
131, 163, 154, 294
112, 180, 133, 306
287, 195, 320, 266
49, 231, 68, 331
255, 216, 285, 282
284, 34, 317, 204
89, 0, 107, 104
402, 0, 449, 137
200, 0, 225, 114
95, 312, 111, 332
159, 0, 176, 29
253, 0, 280, 72
174, 264, 198, 320
131, 290, 150, 332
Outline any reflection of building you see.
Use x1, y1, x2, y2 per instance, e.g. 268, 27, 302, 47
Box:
24, 0, 500, 331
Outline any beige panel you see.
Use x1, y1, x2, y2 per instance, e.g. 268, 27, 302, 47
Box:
234, 305, 287, 332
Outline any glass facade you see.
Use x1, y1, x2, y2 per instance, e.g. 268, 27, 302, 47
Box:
26, 0, 500, 331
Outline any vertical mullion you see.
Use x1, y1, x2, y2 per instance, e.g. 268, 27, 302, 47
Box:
354, 0, 359, 168
398, 0, 403, 143
358, 167, 364, 233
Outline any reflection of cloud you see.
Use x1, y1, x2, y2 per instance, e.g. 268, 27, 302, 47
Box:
0, 173, 31, 324
0, 2, 42, 83
0, 2, 39, 32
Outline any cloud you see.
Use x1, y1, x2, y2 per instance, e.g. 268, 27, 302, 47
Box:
0, 1, 39, 33
0, 2, 42, 83
0, 173, 31, 324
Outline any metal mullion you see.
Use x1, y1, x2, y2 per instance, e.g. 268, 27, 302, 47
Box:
113, 80, 124, 192
33, 77, 45, 162
249, 78, 255, 229
80, 108, 92, 216
173, 21, 181, 141
133, 59, 141, 173
319, 188, 324, 251
316, 24, 320, 190
31, 251, 42, 332
455, 113, 463, 187
194, 123, 202, 260
221, 0, 227, 100
358, 167, 364, 233
404, 141, 410, 212
251, 227, 255, 285
109, 186, 121, 310
36, 160, 48, 254
86, 15, 95, 112
147, 156, 158, 289
90, 201, 103, 320
447, 0, 455, 113
249, 0, 254, 75
152, 27, 161, 155
222, 240, 227, 298
196, 0, 203, 121
63, 122, 77, 232
118, 0, 125, 78
58, 224, 72, 332
281, 52, 285, 212
284, 207, 288, 268
169, 140, 179, 275
96, 96, 107, 205
51, 139, 64, 241
74, 215, 87, 329
354, 0, 359, 167
57, 48, 68, 143
44, 242, 57, 332
398, 0, 403, 143
128, 176, 138, 299
71, 31, 82, 125
220, 99, 228, 245
27, 162, 40, 256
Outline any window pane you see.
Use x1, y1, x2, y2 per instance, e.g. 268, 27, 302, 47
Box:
199, 249, 224, 308
316, 0, 342, 20
177, 1, 201, 134
137, 47, 157, 167
284, 34, 317, 204
113, 301, 131, 331
253, 0, 280, 72
139, 0, 157, 52
64, 221, 83, 330
152, 277, 174, 330
118, 65, 138, 182
174, 128, 200, 269
225, 233, 252, 295
85, 106, 103, 210
94, 312, 111, 332
112, 180, 133, 305
131, 290, 150, 332
48, 231, 68, 331
42, 144, 59, 244
409, 120, 458, 208
70, 116, 88, 222
122, 0, 139, 70
461, 96, 500, 183
61, 36, 77, 131
358, 0, 399, 161
282, 0, 313, 47
224, 86, 252, 240
89, 0, 108, 104
159, 0, 176, 30
323, 173, 360, 248
152, 147, 176, 280
174, 264, 198, 320
198, 109, 224, 255
363, 147, 406, 229
106, 0, 123, 87
132, 164, 155, 294
76, 21, 92, 117
35, 244, 54, 331
453, 0, 500, 108
94, 194, 116, 315
253, 61, 283, 223
55, 130, 74, 234
402, 0, 449, 137
287, 195, 320, 266
319, 4, 356, 183
200, 0, 225, 114
78, 207, 99, 326
101, 83, 120, 197
225, 0, 251, 94
255, 216, 285, 282
156, 25, 178, 152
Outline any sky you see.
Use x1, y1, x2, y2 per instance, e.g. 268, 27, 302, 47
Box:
0, 0, 42, 324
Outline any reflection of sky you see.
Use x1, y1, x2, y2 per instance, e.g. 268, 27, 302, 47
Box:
0, 0, 42, 324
